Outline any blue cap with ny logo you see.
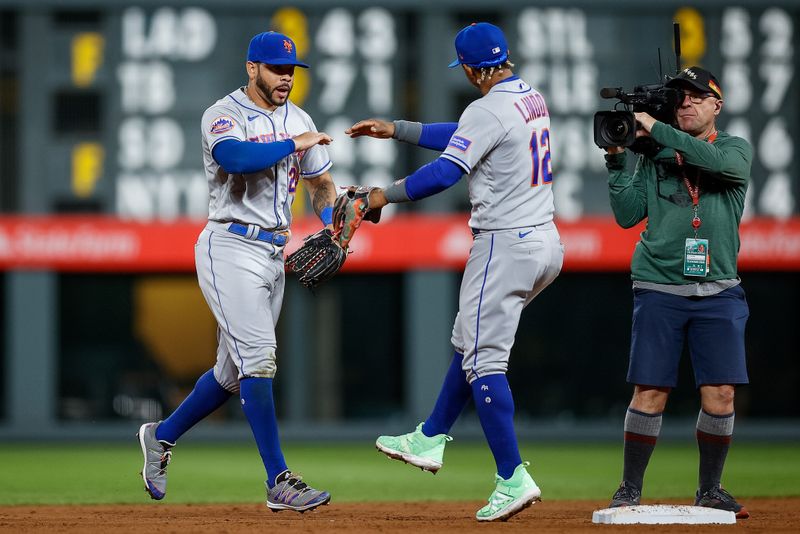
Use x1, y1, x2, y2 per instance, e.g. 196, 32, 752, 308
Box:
247, 31, 309, 68
448, 22, 509, 69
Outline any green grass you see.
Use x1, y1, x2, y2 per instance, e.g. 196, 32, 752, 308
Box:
0, 441, 798, 505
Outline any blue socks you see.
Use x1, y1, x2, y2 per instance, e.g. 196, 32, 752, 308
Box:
421, 359, 522, 480
240, 377, 288, 487
422, 352, 472, 437
155, 372, 288, 488
471, 373, 522, 480
156, 369, 232, 444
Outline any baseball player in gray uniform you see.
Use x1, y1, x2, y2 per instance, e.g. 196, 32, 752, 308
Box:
346, 22, 564, 521
137, 31, 335, 512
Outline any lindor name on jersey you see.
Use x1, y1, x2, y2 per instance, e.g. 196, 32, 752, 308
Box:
514, 93, 549, 124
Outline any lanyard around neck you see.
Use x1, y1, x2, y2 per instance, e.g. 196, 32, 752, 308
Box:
674, 130, 717, 234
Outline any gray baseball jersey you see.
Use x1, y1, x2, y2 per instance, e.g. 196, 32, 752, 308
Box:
196, 87, 330, 390
200, 87, 332, 230
441, 78, 554, 230
441, 77, 563, 382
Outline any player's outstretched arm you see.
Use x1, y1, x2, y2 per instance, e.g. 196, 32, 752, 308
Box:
293, 131, 333, 152
212, 133, 330, 175
345, 119, 395, 139
348, 157, 462, 215
347, 119, 458, 153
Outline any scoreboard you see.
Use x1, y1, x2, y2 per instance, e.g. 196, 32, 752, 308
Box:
9, 1, 800, 225
29, 2, 800, 221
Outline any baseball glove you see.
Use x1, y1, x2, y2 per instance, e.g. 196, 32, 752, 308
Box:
332, 186, 383, 250
285, 228, 346, 289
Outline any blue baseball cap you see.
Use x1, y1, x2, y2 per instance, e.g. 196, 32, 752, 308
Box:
247, 31, 309, 68
448, 23, 509, 68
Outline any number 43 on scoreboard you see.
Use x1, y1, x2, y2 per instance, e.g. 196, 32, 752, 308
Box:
530, 128, 553, 186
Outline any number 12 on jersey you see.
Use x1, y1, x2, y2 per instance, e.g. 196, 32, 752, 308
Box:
529, 128, 552, 186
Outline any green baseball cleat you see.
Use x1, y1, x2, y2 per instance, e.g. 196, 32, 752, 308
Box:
375, 423, 452, 474
476, 462, 541, 522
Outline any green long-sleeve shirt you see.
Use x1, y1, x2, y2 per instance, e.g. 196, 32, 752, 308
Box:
606, 121, 753, 284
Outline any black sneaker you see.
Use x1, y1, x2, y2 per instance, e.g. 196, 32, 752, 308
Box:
695, 485, 749, 519
609, 481, 641, 508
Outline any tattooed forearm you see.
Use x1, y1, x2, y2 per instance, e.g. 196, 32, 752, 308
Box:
312, 179, 335, 216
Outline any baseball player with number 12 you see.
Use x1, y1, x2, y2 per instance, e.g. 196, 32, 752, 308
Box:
137, 31, 336, 512
346, 22, 564, 521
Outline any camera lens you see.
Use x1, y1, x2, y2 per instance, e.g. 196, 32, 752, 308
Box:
593, 111, 635, 147
603, 116, 630, 145
609, 118, 629, 138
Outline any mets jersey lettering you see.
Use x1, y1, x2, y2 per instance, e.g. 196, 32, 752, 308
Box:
514, 93, 549, 123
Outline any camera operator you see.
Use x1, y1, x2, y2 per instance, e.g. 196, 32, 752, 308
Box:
604, 67, 752, 519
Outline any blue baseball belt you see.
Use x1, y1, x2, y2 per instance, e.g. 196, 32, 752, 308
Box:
226, 222, 289, 246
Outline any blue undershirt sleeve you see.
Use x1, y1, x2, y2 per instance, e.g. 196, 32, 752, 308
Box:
418, 123, 459, 151
212, 138, 296, 174
405, 157, 464, 200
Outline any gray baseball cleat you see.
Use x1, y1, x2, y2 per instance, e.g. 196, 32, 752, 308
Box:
608, 481, 641, 508
137, 422, 174, 500
266, 470, 331, 513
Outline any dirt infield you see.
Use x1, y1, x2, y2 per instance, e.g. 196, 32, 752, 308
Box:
1, 499, 798, 533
